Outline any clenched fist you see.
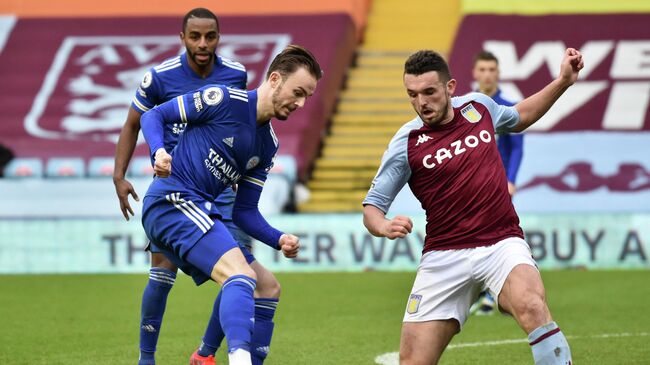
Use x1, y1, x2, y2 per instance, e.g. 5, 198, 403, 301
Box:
380, 215, 413, 240
279, 234, 300, 258
154, 148, 172, 178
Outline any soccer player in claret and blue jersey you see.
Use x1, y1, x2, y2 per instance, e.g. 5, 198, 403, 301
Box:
140, 45, 322, 365
471, 50, 525, 315
363, 49, 583, 364
112, 8, 285, 365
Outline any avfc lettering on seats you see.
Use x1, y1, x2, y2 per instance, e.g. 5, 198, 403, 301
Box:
422, 130, 492, 169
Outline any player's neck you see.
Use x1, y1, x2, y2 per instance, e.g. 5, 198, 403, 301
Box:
186, 55, 214, 78
255, 83, 275, 124
479, 85, 498, 97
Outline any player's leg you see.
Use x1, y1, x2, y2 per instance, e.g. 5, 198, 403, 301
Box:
195, 254, 281, 364
139, 248, 178, 365
185, 222, 257, 365
400, 320, 458, 365
249, 260, 281, 364
485, 238, 572, 364
400, 249, 479, 364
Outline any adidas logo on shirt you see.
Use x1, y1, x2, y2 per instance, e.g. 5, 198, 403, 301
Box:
223, 137, 234, 148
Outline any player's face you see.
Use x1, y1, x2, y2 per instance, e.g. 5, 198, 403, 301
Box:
270, 67, 318, 120
181, 18, 219, 67
473, 60, 499, 93
404, 71, 456, 126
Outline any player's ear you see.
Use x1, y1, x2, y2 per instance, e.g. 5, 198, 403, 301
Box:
179, 32, 185, 42
269, 71, 282, 88
447, 78, 457, 95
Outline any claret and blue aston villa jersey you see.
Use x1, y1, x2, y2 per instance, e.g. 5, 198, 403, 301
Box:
363, 92, 524, 253
130, 52, 247, 216
141, 86, 279, 210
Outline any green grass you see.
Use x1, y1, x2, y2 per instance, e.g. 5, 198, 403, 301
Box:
1, 270, 649, 364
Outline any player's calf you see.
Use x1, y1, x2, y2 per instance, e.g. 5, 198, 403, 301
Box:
139, 257, 178, 365
499, 265, 572, 364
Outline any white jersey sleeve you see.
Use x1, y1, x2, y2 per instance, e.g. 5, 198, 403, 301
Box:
363, 119, 421, 213
454, 92, 520, 133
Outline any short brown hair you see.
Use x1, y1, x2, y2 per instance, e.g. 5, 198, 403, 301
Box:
404, 50, 452, 82
473, 51, 499, 66
266, 45, 322, 80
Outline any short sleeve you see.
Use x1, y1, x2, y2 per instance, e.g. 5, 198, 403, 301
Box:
457, 92, 520, 133
131, 68, 161, 114
362, 124, 413, 213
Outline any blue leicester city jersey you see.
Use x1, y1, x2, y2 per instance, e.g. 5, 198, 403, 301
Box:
142, 87, 279, 208
130, 52, 247, 215
492, 89, 524, 184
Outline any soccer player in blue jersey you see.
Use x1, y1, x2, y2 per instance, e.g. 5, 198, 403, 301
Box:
473, 51, 524, 196
471, 51, 525, 315
112, 8, 281, 365
139, 45, 322, 365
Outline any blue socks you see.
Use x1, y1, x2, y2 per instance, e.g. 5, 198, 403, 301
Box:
198, 290, 225, 357
528, 322, 572, 364
199, 293, 278, 365
251, 298, 278, 365
219, 275, 257, 353
139, 267, 176, 365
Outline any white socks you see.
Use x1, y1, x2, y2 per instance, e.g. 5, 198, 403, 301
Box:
528, 322, 572, 364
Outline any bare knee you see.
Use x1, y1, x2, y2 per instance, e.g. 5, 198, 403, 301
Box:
237, 266, 257, 282
151, 252, 178, 273
256, 276, 281, 299
510, 293, 551, 331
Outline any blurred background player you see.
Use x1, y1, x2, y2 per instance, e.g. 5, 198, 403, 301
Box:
363, 48, 583, 365
111, 8, 281, 365
470, 50, 524, 315
140, 44, 322, 364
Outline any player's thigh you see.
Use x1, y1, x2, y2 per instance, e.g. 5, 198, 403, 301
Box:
212, 247, 256, 285
249, 260, 281, 299
184, 220, 256, 285
150, 251, 178, 272
498, 264, 551, 333
400, 320, 458, 365
404, 249, 479, 329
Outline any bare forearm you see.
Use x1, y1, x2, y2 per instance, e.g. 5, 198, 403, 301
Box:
113, 109, 142, 180
363, 205, 388, 237
513, 78, 571, 132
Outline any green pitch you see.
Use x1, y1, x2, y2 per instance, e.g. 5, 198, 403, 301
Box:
1, 270, 649, 364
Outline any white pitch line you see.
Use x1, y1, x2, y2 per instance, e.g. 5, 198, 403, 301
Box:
374, 332, 649, 365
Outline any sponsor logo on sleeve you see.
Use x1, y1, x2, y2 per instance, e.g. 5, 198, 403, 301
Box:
140, 71, 152, 89
202, 87, 224, 106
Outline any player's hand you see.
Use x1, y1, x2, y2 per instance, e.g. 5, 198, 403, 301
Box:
507, 181, 517, 196
154, 148, 172, 178
558, 48, 584, 86
380, 215, 413, 239
113, 177, 139, 221
279, 234, 300, 258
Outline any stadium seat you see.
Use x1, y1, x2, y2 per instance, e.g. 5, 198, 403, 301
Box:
128, 156, 154, 177
45, 157, 86, 178
88, 157, 115, 177
3, 158, 44, 178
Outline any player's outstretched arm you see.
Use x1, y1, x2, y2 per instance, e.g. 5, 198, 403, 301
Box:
512, 48, 584, 132
363, 204, 413, 240
233, 178, 300, 258
113, 107, 142, 220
